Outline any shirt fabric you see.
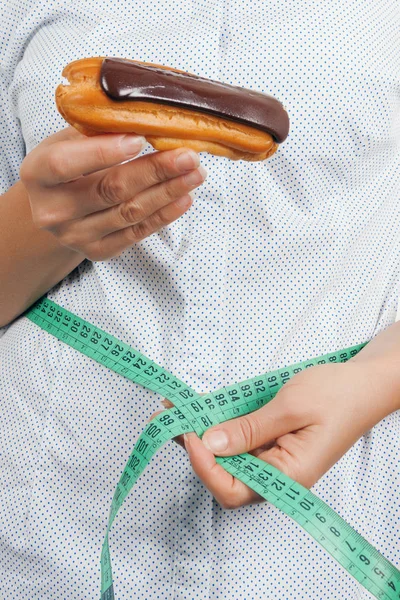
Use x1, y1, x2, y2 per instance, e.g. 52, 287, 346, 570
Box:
1, 1, 400, 598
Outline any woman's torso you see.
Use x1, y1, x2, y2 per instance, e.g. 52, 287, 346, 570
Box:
1, 0, 400, 597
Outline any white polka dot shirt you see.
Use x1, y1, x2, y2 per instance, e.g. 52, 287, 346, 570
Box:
1, 0, 400, 598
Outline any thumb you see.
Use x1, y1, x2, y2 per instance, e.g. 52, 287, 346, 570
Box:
201, 394, 307, 456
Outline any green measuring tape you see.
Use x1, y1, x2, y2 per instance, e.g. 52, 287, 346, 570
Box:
25, 296, 400, 599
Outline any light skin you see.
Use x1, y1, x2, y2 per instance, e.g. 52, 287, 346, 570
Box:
152, 320, 400, 509
0, 126, 206, 327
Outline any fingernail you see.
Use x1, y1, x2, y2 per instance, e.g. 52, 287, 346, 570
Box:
120, 135, 147, 156
175, 150, 200, 172
202, 430, 228, 453
175, 194, 193, 208
183, 432, 196, 451
184, 165, 208, 186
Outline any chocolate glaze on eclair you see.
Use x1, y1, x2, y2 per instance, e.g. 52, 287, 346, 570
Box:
100, 57, 289, 143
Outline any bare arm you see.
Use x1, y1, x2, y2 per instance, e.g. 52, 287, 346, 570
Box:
0, 127, 206, 328
0, 181, 84, 327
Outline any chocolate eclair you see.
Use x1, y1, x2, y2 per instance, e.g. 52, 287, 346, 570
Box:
55, 57, 289, 161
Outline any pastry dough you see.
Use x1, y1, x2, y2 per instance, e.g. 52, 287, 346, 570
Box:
56, 57, 289, 161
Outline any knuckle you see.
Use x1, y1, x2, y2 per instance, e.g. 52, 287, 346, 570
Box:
128, 224, 145, 243
47, 153, 70, 182
147, 155, 172, 184
237, 414, 262, 449
118, 199, 145, 226
149, 209, 169, 231
157, 180, 181, 204
93, 142, 111, 167
97, 173, 127, 206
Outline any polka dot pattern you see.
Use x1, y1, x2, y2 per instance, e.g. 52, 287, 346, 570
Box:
1, 0, 400, 598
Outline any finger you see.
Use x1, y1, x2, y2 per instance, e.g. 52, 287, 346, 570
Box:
23, 133, 146, 186
201, 389, 311, 456
172, 434, 186, 449
84, 147, 202, 216
82, 193, 193, 261
65, 165, 206, 243
160, 399, 174, 409
184, 432, 264, 509
102, 146, 202, 200
34, 146, 203, 226
37, 125, 85, 148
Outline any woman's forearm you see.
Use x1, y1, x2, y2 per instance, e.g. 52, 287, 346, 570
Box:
351, 319, 400, 413
0, 181, 84, 327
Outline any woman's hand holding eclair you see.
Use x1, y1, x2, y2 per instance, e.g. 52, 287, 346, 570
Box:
19, 126, 206, 261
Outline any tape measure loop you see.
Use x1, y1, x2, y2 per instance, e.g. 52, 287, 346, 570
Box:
25, 298, 397, 600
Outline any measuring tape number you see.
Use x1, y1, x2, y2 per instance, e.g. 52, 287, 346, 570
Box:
25, 297, 400, 600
